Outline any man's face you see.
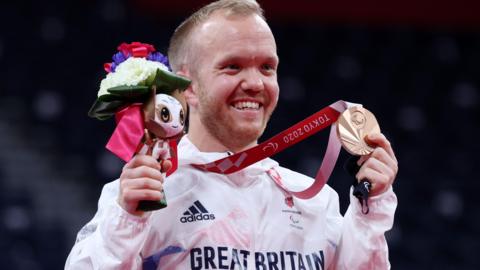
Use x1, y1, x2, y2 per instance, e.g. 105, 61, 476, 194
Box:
188, 12, 279, 151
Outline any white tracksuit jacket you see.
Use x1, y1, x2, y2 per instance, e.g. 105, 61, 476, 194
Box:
65, 136, 397, 270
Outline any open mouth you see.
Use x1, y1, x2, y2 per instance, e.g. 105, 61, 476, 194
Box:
231, 101, 261, 110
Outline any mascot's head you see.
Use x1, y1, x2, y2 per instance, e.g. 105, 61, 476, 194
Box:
154, 94, 185, 138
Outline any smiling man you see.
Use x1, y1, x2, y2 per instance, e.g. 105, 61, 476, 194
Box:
66, 1, 398, 269
173, 8, 280, 153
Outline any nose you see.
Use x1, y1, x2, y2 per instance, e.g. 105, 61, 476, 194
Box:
240, 69, 263, 93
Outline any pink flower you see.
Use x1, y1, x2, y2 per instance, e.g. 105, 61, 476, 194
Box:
117, 42, 156, 58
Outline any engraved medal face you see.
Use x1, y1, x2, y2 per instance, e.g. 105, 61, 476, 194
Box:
337, 107, 380, 156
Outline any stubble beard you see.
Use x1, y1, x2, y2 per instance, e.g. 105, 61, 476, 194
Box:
197, 90, 271, 152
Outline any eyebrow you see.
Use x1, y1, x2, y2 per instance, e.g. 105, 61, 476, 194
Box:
217, 54, 279, 65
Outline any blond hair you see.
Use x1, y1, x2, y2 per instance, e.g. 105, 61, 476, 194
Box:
168, 0, 265, 72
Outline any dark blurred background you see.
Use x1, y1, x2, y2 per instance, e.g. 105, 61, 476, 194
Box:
1, 0, 479, 269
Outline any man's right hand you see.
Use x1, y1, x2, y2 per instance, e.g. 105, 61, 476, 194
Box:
118, 155, 172, 216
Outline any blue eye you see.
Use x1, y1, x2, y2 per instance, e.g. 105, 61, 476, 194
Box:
262, 64, 275, 71
226, 64, 240, 70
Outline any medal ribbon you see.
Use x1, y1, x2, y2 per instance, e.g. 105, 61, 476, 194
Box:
192, 100, 350, 199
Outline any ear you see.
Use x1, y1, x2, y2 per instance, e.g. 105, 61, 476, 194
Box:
176, 68, 199, 108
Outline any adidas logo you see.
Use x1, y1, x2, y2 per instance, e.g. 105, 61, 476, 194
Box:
180, 200, 216, 223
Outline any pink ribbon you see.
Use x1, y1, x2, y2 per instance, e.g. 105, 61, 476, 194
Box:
106, 104, 145, 162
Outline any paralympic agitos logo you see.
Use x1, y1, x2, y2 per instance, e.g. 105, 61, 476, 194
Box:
180, 200, 216, 223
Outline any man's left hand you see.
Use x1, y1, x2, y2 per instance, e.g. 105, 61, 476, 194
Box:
355, 133, 398, 196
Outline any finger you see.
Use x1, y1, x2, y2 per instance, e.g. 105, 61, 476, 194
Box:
121, 177, 164, 192
356, 163, 389, 185
356, 167, 390, 196
359, 153, 397, 187
121, 165, 164, 182
361, 156, 394, 178
357, 155, 369, 166
370, 147, 398, 176
356, 148, 398, 181
366, 133, 397, 163
122, 189, 164, 203
123, 155, 161, 171
160, 159, 173, 173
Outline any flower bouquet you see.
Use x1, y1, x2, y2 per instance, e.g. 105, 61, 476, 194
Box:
89, 42, 191, 211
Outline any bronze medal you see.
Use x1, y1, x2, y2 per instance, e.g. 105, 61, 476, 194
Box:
337, 107, 380, 156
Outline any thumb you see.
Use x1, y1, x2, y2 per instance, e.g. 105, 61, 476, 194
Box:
160, 159, 173, 173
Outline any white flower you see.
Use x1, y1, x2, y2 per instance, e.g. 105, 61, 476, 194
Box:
98, 57, 169, 97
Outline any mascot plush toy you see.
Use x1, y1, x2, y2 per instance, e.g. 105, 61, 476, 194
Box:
88, 42, 190, 211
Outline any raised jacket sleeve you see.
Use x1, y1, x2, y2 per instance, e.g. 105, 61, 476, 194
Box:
65, 181, 151, 270
331, 187, 397, 270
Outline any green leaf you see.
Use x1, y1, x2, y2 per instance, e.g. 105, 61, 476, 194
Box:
88, 99, 127, 120
153, 69, 191, 94
98, 94, 118, 102
107, 85, 150, 99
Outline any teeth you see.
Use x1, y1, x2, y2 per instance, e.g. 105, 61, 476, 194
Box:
233, 101, 260, 110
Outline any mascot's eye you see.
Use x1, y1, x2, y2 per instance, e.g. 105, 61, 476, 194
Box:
160, 107, 170, 123
179, 109, 184, 125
